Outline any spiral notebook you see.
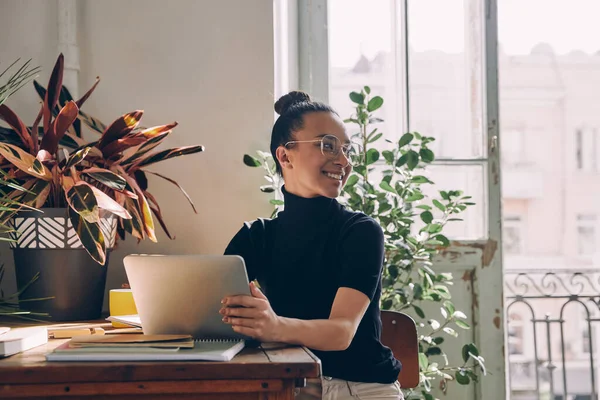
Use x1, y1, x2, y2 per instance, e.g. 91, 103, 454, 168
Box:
46, 337, 245, 362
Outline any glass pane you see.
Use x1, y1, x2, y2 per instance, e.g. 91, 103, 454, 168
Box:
366, 163, 486, 240
407, 0, 485, 159
328, 0, 402, 147
421, 164, 486, 239
327, 0, 487, 239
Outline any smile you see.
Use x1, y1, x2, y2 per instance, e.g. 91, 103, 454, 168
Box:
323, 171, 343, 180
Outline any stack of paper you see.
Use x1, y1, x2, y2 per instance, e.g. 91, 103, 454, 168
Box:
0, 326, 48, 357
46, 333, 245, 362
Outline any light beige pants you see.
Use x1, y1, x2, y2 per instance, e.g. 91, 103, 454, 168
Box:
296, 377, 403, 400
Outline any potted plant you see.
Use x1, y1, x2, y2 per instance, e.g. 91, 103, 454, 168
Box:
0, 54, 204, 320
244, 87, 486, 399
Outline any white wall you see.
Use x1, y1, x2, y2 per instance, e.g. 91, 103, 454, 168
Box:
0, 0, 275, 311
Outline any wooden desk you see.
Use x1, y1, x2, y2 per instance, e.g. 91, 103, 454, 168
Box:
0, 322, 321, 400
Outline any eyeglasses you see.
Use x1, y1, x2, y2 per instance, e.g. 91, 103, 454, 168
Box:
284, 134, 363, 166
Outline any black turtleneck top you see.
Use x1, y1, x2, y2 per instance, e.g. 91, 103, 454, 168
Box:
224, 186, 401, 383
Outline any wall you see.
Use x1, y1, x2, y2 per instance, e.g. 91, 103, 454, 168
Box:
0, 0, 275, 311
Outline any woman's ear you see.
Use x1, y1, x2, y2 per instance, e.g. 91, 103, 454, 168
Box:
276, 146, 292, 170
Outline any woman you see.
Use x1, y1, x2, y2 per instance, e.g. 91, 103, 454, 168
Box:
222, 91, 403, 399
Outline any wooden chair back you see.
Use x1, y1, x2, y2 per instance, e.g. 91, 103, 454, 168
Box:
380, 310, 420, 389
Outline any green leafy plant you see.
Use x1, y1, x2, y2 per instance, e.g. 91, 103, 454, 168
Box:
0, 58, 42, 234
0, 59, 41, 107
0, 54, 205, 264
244, 87, 485, 399
0, 264, 50, 319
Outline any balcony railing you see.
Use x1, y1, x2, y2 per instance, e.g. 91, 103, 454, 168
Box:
505, 269, 600, 400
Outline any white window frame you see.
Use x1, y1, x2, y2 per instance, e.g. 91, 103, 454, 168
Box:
296, 1, 504, 399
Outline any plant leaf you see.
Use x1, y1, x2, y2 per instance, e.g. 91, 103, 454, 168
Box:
76, 181, 132, 220
432, 199, 446, 212
420, 148, 435, 163
40, 101, 79, 154
0, 104, 33, 150
120, 195, 145, 240
456, 320, 471, 329
120, 131, 170, 165
345, 174, 359, 187
121, 171, 156, 242
77, 109, 107, 134
398, 133, 414, 148
132, 145, 205, 169
68, 205, 106, 265
455, 370, 470, 385
144, 190, 175, 240
349, 91, 364, 104
420, 211, 433, 224
379, 181, 397, 195
75, 76, 100, 109
413, 305, 425, 319
367, 96, 384, 112
81, 167, 127, 191
65, 182, 100, 223
98, 110, 144, 150
406, 150, 419, 169
64, 147, 91, 169
43, 54, 64, 135
101, 135, 147, 158
136, 122, 178, 139
145, 170, 198, 213
0, 143, 52, 180
366, 148, 379, 165
243, 154, 262, 167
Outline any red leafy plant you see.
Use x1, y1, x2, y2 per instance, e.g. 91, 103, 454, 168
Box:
0, 54, 204, 264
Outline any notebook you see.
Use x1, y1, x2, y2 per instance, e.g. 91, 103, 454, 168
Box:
45, 338, 245, 362
0, 326, 48, 357
69, 334, 194, 348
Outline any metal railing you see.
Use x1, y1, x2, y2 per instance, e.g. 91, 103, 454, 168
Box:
505, 269, 600, 400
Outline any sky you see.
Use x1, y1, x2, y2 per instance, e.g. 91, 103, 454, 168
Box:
329, 0, 600, 68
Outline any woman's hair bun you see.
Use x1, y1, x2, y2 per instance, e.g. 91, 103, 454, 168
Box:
274, 91, 312, 115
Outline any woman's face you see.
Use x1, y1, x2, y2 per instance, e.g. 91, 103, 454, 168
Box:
277, 111, 352, 199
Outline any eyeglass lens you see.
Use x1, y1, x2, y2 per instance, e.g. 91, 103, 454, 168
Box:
321, 135, 362, 165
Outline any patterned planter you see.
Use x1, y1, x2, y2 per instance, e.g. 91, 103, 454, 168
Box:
9, 208, 117, 321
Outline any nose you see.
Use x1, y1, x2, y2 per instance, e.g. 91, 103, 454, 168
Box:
333, 149, 351, 168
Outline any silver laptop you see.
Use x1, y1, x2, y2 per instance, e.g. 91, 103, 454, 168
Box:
123, 254, 250, 340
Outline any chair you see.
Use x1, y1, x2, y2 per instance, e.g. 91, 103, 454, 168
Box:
381, 310, 420, 389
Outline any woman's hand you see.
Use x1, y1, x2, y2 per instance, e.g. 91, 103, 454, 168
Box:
220, 281, 282, 342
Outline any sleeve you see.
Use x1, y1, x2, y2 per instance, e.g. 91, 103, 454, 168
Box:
338, 215, 385, 301
223, 220, 264, 282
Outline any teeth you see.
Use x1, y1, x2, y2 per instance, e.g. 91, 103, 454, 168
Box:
325, 172, 343, 180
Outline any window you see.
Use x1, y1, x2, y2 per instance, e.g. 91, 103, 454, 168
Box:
502, 129, 527, 167
325, 0, 488, 239
581, 309, 594, 355
575, 127, 599, 172
503, 216, 523, 254
508, 313, 524, 355
577, 214, 597, 256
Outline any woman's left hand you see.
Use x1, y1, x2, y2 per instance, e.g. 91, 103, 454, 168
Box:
220, 281, 282, 342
